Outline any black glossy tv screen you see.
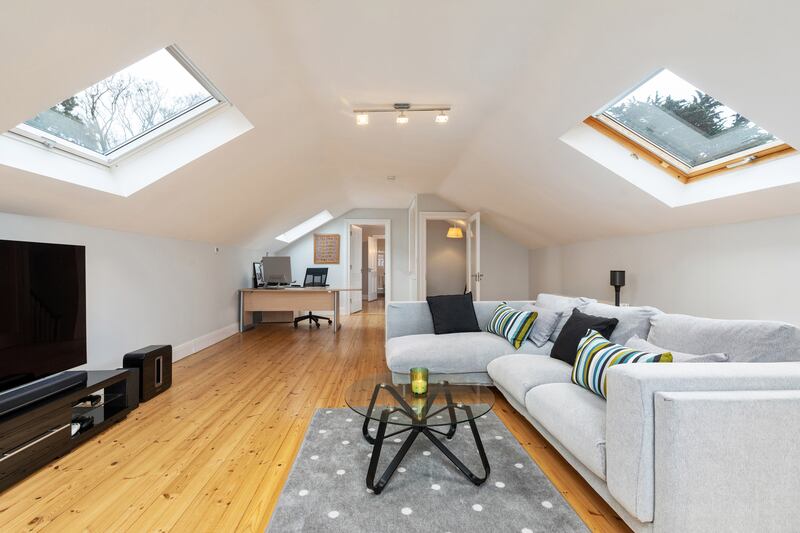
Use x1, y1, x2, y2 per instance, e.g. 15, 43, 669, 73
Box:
0, 240, 87, 393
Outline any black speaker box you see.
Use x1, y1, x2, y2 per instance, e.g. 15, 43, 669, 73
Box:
123, 345, 172, 402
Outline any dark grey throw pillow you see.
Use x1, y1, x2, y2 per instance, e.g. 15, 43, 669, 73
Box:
551, 308, 619, 365
426, 293, 481, 335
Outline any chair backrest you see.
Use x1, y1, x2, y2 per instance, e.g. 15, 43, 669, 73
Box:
303, 267, 328, 287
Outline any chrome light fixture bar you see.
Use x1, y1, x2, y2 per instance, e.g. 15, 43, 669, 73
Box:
353, 103, 451, 125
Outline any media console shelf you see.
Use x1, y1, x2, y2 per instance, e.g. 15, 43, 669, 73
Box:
0, 369, 139, 492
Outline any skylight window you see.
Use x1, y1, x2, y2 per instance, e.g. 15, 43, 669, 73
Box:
276, 211, 334, 243
587, 69, 794, 182
12, 46, 224, 165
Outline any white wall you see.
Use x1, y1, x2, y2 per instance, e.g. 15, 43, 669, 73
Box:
529, 214, 800, 325
0, 211, 260, 370
426, 220, 467, 296
276, 208, 410, 308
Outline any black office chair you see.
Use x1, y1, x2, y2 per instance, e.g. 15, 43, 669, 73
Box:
293, 268, 333, 328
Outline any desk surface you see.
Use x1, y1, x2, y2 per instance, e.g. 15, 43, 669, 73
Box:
240, 287, 359, 292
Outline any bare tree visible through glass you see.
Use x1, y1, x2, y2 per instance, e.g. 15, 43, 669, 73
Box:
600, 69, 779, 168
23, 49, 215, 155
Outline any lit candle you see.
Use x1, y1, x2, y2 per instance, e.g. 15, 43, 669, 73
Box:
410, 367, 428, 396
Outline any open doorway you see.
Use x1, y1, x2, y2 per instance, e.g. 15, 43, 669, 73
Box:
417, 211, 481, 300
345, 219, 391, 315
425, 218, 467, 296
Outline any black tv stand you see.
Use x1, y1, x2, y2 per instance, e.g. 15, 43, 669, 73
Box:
0, 369, 138, 492
0, 371, 87, 417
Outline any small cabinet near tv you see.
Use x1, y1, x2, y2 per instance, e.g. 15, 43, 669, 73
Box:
0, 369, 139, 492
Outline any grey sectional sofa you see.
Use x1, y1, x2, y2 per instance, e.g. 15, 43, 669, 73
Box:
385, 294, 800, 533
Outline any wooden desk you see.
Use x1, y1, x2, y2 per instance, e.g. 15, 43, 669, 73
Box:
239, 287, 356, 333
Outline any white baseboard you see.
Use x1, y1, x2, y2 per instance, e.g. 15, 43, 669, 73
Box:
172, 322, 239, 362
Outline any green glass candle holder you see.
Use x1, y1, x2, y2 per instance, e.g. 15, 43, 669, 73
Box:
410, 367, 428, 396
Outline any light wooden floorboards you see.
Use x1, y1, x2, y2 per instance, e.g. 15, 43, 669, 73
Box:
0, 299, 629, 532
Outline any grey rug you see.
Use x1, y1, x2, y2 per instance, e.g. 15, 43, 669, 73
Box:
266, 408, 588, 532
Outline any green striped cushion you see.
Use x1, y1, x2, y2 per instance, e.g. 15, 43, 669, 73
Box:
572, 329, 672, 399
486, 303, 538, 349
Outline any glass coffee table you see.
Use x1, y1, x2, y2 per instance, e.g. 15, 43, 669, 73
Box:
345, 374, 494, 494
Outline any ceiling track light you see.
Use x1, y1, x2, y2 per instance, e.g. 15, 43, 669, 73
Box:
352, 103, 451, 125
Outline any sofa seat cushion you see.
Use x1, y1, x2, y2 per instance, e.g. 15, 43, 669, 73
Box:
487, 354, 572, 406
386, 332, 552, 374
526, 383, 608, 480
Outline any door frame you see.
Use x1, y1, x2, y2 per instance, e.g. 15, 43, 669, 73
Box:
417, 211, 469, 300
344, 218, 392, 315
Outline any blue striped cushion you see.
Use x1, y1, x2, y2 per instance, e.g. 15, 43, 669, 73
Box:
572, 329, 672, 398
486, 303, 538, 349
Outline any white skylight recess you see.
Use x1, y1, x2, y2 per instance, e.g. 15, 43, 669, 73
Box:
276, 211, 334, 243
589, 68, 793, 182
11, 46, 224, 165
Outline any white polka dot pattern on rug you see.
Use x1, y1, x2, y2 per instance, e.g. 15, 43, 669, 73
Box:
431, 484, 441, 490
310, 455, 319, 460
345, 418, 352, 422
341, 440, 350, 445
472, 504, 483, 512
325, 410, 332, 414
514, 463, 524, 469
397, 467, 406, 473
393, 438, 401, 443
495, 435, 503, 440
327, 511, 339, 519
318, 429, 327, 434
422, 451, 431, 456
541, 500, 553, 509
336, 469, 346, 475
401, 507, 413, 515
495, 481, 505, 488
522, 529, 533, 533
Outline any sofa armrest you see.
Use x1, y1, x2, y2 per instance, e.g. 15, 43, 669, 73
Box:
385, 301, 434, 341
653, 390, 800, 532
605, 363, 800, 523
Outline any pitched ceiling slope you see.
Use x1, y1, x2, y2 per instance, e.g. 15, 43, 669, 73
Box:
1, 1, 800, 251
437, 1, 800, 249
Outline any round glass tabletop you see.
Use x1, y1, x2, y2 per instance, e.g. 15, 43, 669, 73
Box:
345, 373, 495, 427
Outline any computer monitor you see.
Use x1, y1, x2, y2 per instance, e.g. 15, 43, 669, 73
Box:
262, 256, 292, 286
303, 267, 328, 287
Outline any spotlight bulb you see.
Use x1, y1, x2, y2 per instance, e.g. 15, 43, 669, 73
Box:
396, 111, 409, 125
356, 113, 369, 125
435, 111, 449, 124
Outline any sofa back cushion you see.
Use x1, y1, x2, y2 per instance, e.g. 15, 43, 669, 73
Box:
535, 293, 596, 341
647, 313, 800, 362
583, 302, 661, 345
385, 300, 535, 341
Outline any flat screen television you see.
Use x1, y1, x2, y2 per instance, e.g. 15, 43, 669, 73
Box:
0, 239, 87, 394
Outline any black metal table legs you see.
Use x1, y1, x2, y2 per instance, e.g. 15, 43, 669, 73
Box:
362, 383, 490, 495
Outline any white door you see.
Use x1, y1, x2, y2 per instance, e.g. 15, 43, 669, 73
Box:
466, 212, 481, 300
350, 225, 363, 313
367, 236, 378, 301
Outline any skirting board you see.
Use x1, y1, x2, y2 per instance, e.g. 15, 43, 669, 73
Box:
172, 322, 239, 362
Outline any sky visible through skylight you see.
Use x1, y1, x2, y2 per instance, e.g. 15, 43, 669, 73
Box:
22, 48, 214, 156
